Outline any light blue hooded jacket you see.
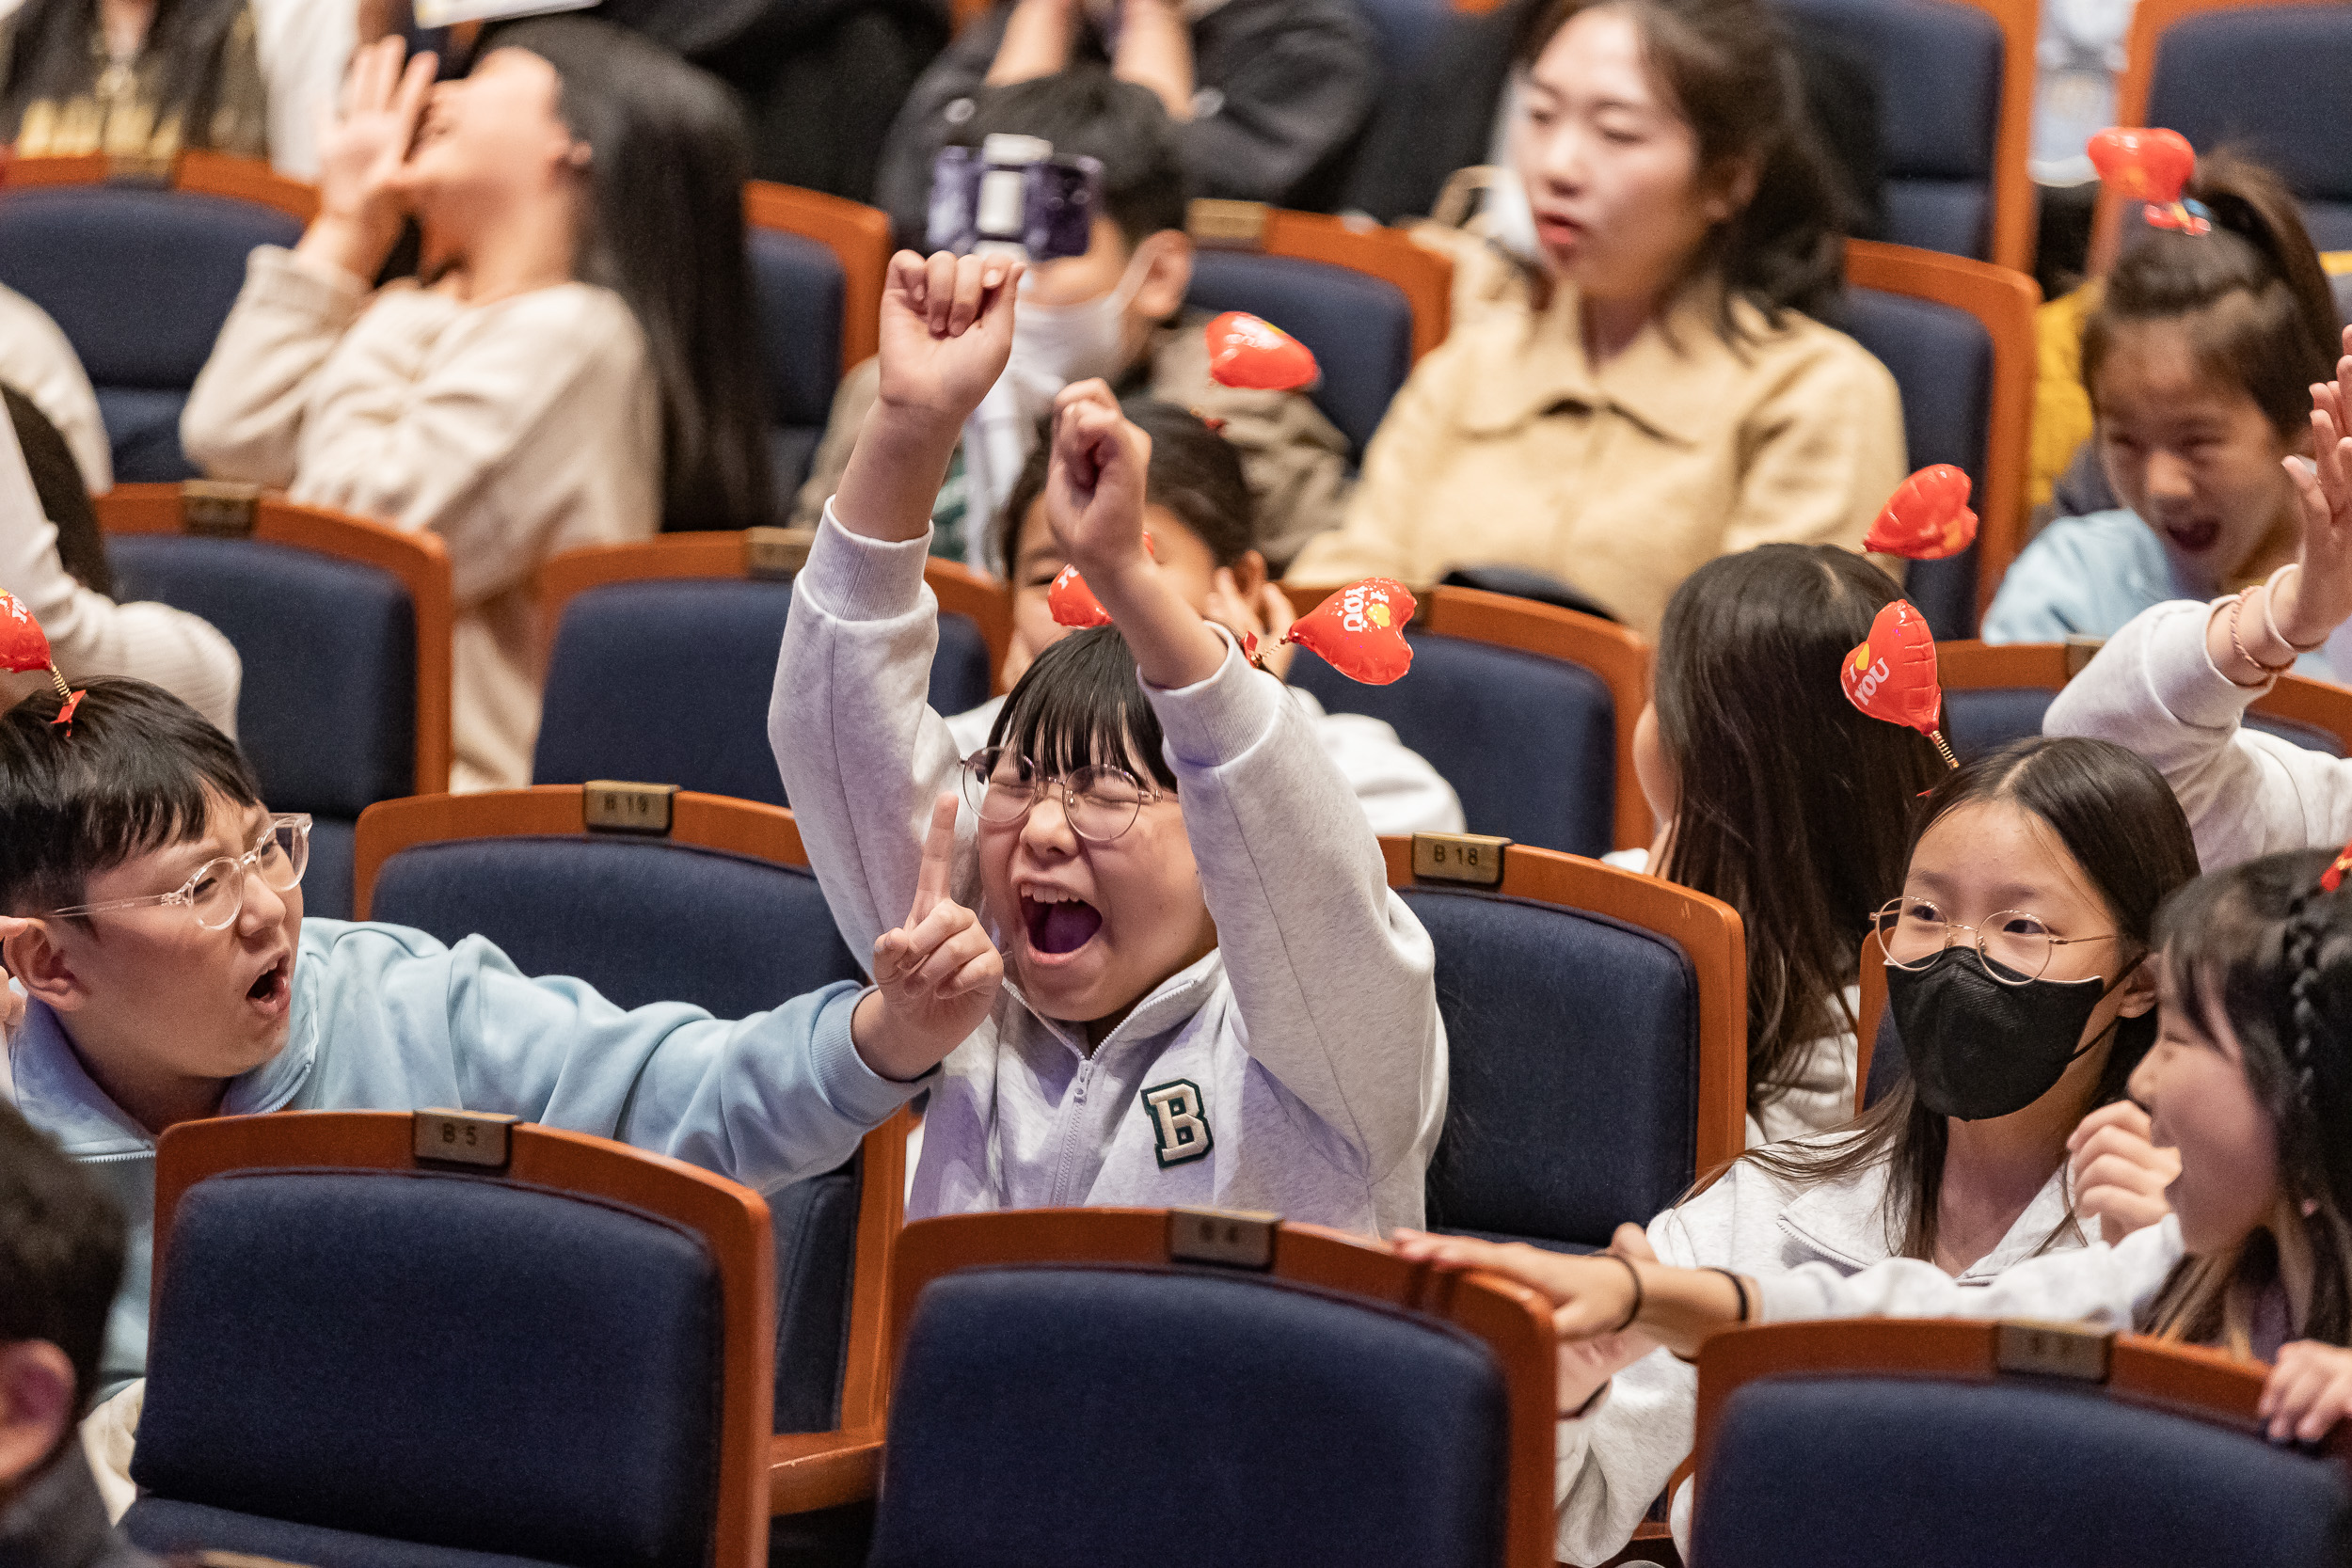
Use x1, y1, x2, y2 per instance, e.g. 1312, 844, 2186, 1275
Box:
0, 917, 916, 1401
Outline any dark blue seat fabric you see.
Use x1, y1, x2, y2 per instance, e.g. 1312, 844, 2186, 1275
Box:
533, 578, 993, 806
127, 1170, 723, 1568
1945, 686, 2349, 763
768, 1161, 863, 1433
1694, 1374, 2352, 1567
107, 534, 420, 922
1775, 0, 2003, 261
869, 1265, 1509, 1568
369, 835, 863, 1018
1404, 888, 1697, 1249
1837, 286, 1995, 639
0, 187, 302, 480
2147, 5, 2352, 252
1288, 634, 1614, 856
127, 1501, 572, 1568
750, 227, 845, 501
1184, 251, 1414, 453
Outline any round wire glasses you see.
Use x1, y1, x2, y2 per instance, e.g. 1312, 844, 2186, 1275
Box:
1871, 895, 2120, 986
49, 814, 312, 931
959, 748, 1165, 844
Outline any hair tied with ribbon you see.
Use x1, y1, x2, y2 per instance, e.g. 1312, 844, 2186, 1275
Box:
0, 589, 84, 731
2087, 126, 2210, 236
1866, 465, 1978, 560
1839, 598, 1958, 768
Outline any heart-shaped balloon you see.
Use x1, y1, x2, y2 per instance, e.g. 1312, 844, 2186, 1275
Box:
2087, 127, 2196, 206
0, 589, 53, 673
1285, 578, 1415, 685
1841, 599, 1941, 735
1204, 311, 1319, 392
1866, 465, 1979, 560
1047, 563, 1112, 628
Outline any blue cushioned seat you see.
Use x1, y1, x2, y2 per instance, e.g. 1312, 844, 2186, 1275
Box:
1184, 251, 1414, 453
1404, 888, 1698, 1249
1837, 287, 1994, 639
1775, 0, 2004, 261
1288, 635, 1614, 855
1694, 1375, 2352, 1566
1946, 686, 2347, 763
750, 227, 845, 503
533, 578, 993, 805
2145, 5, 2352, 251
126, 1170, 723, 1568
369, 835, 862, 1017
107, 535, 420, 922
868, 1266, 1508, 1568
0, 187, 303, 481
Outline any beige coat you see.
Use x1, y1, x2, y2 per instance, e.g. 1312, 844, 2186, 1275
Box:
792, 312, 1351, 569
1287, 281, 1907, 636
183, 246, 660, 792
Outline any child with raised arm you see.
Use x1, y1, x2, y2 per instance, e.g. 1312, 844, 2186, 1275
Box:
770, 250, 1446, 1233
2047, 325, 2352, 869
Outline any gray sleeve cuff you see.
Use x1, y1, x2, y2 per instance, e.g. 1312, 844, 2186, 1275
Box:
803, 499, 936, 623
1145, 626, 1289, 768
808, 984, 935, 1121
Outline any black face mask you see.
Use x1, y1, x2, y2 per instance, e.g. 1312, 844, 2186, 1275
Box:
1889, 948, 2128, 1122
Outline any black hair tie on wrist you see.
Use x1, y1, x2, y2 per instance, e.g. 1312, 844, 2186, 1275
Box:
1707, 1265, 1752, 1323
1608, 1253, 1644, 1333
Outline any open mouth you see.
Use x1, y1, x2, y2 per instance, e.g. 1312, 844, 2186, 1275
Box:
1021, 893, 1103, 957
2163, 519, 2221, 553
246, 954, 291, 1011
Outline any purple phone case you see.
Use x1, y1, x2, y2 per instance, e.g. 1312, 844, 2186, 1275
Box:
927, 146, 1104, 261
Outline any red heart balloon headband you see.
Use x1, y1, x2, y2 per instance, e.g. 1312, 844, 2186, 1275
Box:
1050, 556, 1416, 687
0, 589, 84, 730
2088, 126, 2211, 236
1840, 597, 1959, 769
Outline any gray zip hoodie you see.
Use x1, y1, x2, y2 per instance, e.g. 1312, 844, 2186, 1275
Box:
770, 509, 1447, 1235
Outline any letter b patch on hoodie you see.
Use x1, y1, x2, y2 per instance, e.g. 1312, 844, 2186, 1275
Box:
1141, 1079, 1214, 1168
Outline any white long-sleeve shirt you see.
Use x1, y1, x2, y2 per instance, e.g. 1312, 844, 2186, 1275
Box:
2044, 597, 2349, 870
0, 403, 238, 734
183, 246, 660, 790
770, 507, 1448, 1235
0, 282, 110, 496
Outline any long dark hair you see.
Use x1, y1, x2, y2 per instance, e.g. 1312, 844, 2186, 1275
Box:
2146, 850, 2352, 1351
2084, 150, 2337, 442
1733, 736, 2200, 1261
0, 0, 249, 150
485, 17, 772, 531
1654, 546, 1939, 1119
1513, 0, 1850, 335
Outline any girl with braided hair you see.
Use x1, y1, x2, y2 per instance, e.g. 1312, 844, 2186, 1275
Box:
1395, 841, 2352, 1445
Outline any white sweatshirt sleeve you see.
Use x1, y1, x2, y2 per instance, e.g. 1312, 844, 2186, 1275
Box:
0, 411, 241, 736
2044, 598, 2352, 869
770, 507, 975, 965
1756, 1214, 2185, 1327
1146, 634, 1447, 1186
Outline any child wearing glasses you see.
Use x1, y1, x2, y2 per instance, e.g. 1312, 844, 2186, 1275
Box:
771, 249, 1447, 1235
1421, 735, 2198, 1565
0, 679, 999, 1403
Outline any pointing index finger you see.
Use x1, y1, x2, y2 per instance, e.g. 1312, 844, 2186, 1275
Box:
908, 791, 959, 926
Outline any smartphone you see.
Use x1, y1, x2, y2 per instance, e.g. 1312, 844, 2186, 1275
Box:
927, 136, 1102, 262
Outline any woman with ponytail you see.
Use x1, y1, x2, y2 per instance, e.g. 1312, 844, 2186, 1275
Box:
1984, 152, 2340, 669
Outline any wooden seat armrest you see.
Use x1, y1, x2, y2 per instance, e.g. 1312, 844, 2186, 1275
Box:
768, 1428, 885, 1513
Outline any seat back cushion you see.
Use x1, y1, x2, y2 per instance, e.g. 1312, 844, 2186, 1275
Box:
1184, 251, 1413, 452
767, 1154, 863, 1434
1405, 889, 1698, 1247
1695, 1374, 2352, 1567
533, 579, 990, 805
1837, 285, 1994, 639
370, 835, 862, 1018
749, 227, 845, 429
1289, 634, 1614, 856
108, 534, 418, 816
2149, 5, 2352, 249
132, 1170, 722, 1568
869, 1265, 1508, 1568
1943, 686, 2053, 761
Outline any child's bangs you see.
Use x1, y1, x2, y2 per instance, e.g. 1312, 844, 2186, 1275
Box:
987, 626, 1177, 790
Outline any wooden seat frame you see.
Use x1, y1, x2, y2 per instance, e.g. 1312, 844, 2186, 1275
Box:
350, 785, 907, 1518
98, 483, 453, 795
2, 149, 318, 222
1382, 833, 1750, 1189
152, 1111, 772, 1568
1188, 199, 1454, 363
886, 1207, 1560, 1567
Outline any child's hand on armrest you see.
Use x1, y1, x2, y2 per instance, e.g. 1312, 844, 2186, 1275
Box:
850, 793, 1002, 1081
1045, 380, 1226, 689
834, 251, 1024, 545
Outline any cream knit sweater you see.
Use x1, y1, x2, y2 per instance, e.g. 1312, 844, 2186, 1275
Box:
183, 246, 660, 790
